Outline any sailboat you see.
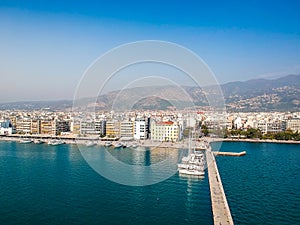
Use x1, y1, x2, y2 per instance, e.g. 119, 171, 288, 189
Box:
178, 130, 206, 176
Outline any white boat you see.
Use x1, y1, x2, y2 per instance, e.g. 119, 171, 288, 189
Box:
131, 143, 138, 148
178, 154, 205, 169
178, 132, 206, 176
178, 168, 205, 176
114, 142, 123, 148
126, 143, 131, 148
19, 138, 32, 144
85, 141, 96, 147
48, 140, 64, 145
105, 141, 112, 147
196, 141, 207, 150
33, 139, 44, 144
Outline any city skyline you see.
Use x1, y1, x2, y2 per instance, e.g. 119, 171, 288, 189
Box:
1, 1, 300, 102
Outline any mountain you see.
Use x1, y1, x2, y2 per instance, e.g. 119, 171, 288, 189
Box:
1, 75, 299, 112
222, 74, 300, 111
0, 100, 72, 111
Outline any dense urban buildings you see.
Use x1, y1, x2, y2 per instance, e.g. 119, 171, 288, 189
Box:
0, 110, 300, 141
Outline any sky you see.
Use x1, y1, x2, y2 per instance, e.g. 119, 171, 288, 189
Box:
0, 0, 300, 102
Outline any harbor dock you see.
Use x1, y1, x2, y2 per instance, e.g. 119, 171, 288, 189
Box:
206, 148, 234, 225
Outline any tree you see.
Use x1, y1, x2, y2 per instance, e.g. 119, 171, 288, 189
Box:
245, 128, 262, 139
201, 125, 209, 136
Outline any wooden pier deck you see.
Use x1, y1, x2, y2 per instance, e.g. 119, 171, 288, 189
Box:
206, 149, 234, 225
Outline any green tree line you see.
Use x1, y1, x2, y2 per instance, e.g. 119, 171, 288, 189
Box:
226, 128, 300, 141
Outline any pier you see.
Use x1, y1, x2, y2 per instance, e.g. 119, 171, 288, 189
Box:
214, 151, 246, 156
206, 148, 234, 225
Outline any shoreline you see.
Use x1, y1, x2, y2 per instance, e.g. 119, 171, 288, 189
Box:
210, 137, 300, 145
0, 135, 299, 147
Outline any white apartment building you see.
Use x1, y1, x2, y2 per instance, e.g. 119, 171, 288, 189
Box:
254, 120, 284, 134
286, 118, 300, 132
0, 120, 15, 135
134, 119, 148, 140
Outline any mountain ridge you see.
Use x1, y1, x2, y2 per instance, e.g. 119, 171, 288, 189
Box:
1, 74, 299, 112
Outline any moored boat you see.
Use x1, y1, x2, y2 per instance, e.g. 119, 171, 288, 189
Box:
178, 168, 205, 176
105, 141, 112, 147
48, 140, 64, 145
33, 139, 44, 144
85, 141, 96, 147
19, 138, 32, 144
114, 142, 123, 148
178, 134, 206, 177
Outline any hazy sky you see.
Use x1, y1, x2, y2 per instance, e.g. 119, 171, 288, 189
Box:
0, 0, 300, 102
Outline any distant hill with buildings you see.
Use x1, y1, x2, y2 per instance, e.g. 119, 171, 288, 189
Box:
222, 74, 300, 112
1, 74, 299, 112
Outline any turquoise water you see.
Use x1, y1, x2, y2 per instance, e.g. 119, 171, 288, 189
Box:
1, 141, 299, 224
0, 141, 212, 225
213, 141, 300, 225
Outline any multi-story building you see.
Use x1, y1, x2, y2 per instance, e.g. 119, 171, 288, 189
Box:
106, 120, 120, 138
255, 120, 284, 134
31, 119, 41, 134
0, 120, 15, 135
286, 118, 300, 132
70, 120, 81, 135
9, 116, 17, 129
151, 121, 179, 142
53, 120, 70, 135
120, 121, 134, 139
40, 120, 54, 135
80, 119, 105, 136
80, 119, 95, 135
96, 120, 106, 137
16, 117, 31, 134
134, 118, 148, 140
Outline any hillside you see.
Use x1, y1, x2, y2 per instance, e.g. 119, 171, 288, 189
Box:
1, 75, 299, 112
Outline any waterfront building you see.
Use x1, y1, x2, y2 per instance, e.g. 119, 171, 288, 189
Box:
80, 119, 106, 136
0, 119, 15, 135
70, 120, 80, 135
120, 121, 134, 139
96, 119, 106, 137
40, 120, 54, 135
106, 120, 120, 138
31, 119, 41, 134
134, 118, 148, 140
53, 120, 70, 135
233, 117, 243, 129
254, 119, 284, 134
80, 119, 96, 135
9, 116, 17, 129
286, 118, 300, 132
150, 121, 179, 142
16, 117, 31, 134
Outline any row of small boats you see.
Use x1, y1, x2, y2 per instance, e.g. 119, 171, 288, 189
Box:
19, 138, 139, 148
104, 141, 138, 149
19, 138, 64, 145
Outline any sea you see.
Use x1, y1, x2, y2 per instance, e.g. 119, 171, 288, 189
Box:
0, 140, 299, 225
